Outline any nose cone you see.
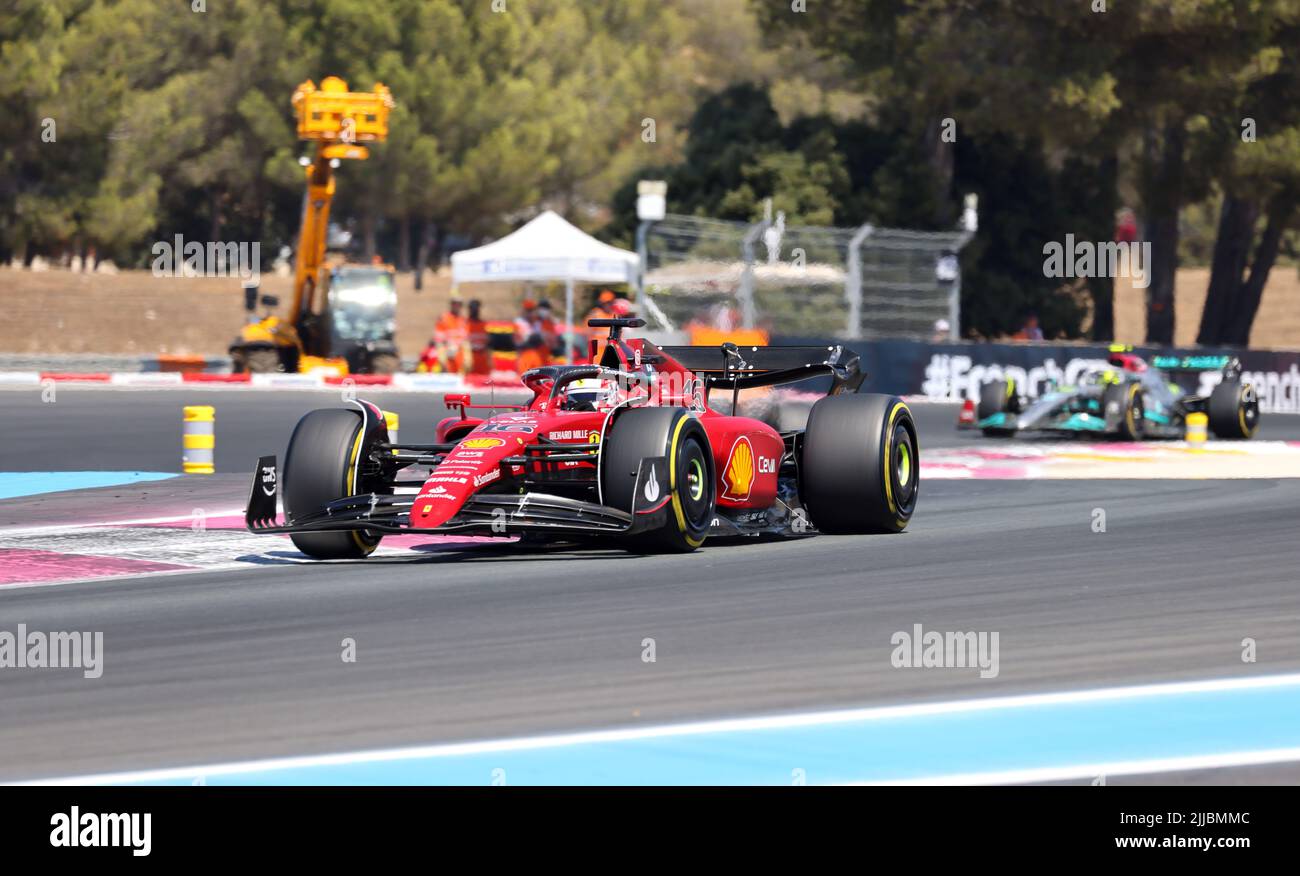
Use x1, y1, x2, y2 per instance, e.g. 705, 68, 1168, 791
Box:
409, 434, 522, 529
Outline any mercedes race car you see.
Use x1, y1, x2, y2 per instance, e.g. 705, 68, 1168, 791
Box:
972, 348, 1259, 440
245, 317, 919, 556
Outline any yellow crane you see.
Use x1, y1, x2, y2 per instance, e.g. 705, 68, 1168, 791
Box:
231, 77, 399, 375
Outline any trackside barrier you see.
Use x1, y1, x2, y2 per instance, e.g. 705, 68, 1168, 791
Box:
2, 371, 528, 392
772, 336, 1300, 415
180, 373, 252, 384
250, 373, 325, 389
183, 406, 216, 474
110, 372, 183, 386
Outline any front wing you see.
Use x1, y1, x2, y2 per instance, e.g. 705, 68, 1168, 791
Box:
245, 454, 673, 538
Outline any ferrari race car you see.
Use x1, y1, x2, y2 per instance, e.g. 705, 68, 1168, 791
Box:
972, 348, 1259, 440
245, 317, 919, 556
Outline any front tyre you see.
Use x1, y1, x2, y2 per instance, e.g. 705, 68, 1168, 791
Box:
283, 408, 383, 559
1208, 379, 1259, 439
800, 394, 918, 534
1103, 381, 1145, 440
601, 406, 715, 552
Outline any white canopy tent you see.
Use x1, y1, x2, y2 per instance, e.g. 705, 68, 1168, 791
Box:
451, 210, 639, 353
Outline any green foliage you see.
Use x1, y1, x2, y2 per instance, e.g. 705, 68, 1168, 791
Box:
6, 0, 1300, 347
0, 0, 712, 263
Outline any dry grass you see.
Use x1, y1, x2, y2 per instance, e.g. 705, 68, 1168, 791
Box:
1114, 265, 1300, 349
4, 262, 1297, 355
0, 267, 522, 358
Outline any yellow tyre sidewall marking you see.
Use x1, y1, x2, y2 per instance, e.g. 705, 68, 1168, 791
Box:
669, 415, 705, 548
883, 401, 912, 528
346, 422, 378, 556
1239, 385, 1255, 437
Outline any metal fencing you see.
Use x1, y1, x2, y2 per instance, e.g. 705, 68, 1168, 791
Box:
637, 213, 973, 341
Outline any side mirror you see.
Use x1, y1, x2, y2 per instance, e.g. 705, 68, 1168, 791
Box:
260, 294, 280, 309
445, 393, 470, 417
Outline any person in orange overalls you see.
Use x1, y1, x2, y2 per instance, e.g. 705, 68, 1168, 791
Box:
465, 299, 491, 376
584, 290, 618, 363
431, 297, 469, 372
515, 299, 553, 373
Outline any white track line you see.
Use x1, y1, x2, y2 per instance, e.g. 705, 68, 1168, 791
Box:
0, 508, 248, 537
21, 672, 1300, 786
858, 747, 1300, 785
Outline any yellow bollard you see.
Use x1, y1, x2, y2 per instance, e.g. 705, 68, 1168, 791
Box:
1186, 411, 1208, 447
383, 410, 399, 451
183, 406, 215, 474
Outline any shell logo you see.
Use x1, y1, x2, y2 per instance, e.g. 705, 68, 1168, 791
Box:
721, 436, 755, 501
461, 437, 505, 449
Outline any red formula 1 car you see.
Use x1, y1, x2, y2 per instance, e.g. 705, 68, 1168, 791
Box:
246, 318, 919, 556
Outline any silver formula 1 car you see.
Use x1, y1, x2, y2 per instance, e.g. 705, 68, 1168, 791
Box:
973, 348, 1260, 440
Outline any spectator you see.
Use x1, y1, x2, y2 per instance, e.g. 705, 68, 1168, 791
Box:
515, 299, 553, 373
427, 296, 468, 372
466, 299, 491, 376
585, 290, 617, 362
1115, 207, 1138, 245
1013, 312, 1044, 342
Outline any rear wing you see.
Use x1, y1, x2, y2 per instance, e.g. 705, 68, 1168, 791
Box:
659, 343, 864, 395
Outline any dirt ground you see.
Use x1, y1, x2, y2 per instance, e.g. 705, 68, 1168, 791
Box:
3, 263, 1298, 356
1113, 266, 1300, 349
0, 267, 533, 359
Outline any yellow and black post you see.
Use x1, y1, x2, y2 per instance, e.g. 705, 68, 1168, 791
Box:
183, 405, 216, 474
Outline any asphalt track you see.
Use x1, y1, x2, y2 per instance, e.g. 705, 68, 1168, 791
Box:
1, 388, 1299, 784
3, 387, 1300, 472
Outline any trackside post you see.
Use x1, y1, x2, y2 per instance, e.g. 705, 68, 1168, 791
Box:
183, 405, 215, 474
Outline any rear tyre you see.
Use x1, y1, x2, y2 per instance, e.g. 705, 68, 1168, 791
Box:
800, 394, 918, 534
1103, 381, 1145, 440
283, 408, 383, 559
978, 379, 1016, 436
600, 407, 714, 553
1208, 379, 1259, 439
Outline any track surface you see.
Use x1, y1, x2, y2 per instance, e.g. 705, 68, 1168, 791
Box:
1, 388, 1298, 783
2, 477, 1299, 782
6, 388, 1297, 474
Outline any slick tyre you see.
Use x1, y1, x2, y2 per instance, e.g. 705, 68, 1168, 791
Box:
1103, 381, 1145, 440
283, 408, 383, 559
978, 379, 1016, 436
1208, 379, 1259, 439
601, 406, 714, 553
800, 394, 918, 534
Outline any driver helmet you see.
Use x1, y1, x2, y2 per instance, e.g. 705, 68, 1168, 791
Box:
564, 377, 618, 411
